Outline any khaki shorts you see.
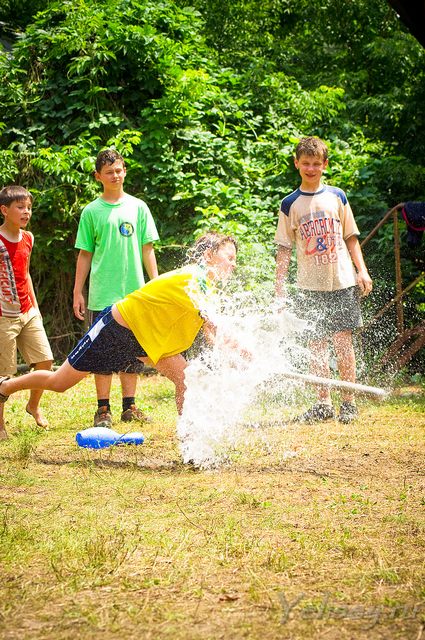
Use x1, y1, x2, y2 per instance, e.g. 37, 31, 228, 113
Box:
0, 309, 53, 375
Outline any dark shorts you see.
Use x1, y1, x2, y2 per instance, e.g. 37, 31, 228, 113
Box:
68, 307, 147, 374
294, 286, 363, 341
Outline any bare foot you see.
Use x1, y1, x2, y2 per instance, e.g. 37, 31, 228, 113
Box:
26, 405, 49, 429
0, 428, 8, 440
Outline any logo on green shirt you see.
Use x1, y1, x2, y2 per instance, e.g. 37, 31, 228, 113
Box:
119, 222, 134, 237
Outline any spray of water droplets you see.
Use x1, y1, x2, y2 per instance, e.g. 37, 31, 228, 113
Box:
177, 288, 312, 469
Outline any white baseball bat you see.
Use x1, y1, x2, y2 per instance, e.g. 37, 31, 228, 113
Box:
277, 371, 387, 398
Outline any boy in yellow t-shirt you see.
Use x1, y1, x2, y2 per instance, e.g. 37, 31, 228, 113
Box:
0, 233, 244, 417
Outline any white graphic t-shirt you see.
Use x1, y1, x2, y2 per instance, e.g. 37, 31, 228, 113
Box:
274, 185, 359, 291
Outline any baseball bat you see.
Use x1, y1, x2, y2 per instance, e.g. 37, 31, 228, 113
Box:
276, 371, 387, 398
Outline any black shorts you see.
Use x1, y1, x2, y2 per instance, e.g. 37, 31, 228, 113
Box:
294, 286, 363, 340
68, 307, 147, 374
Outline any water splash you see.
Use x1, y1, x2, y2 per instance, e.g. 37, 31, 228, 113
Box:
177, 293, 310, 468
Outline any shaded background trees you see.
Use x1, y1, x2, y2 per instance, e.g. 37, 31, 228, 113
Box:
0, 0, 423, 367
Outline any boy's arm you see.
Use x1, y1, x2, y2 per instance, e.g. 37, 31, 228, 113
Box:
142, 242, 158, 280
73, 249, 93, 320
26, 237, 38, 310
275, 245, 292, 300
345, 235, 373, 296
27, 270, 38, 310
202, 318, 217, 346
203, 319, 252, 361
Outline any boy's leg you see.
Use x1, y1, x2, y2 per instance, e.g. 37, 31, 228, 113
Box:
89, 309, 114, 427
119, 371, 151, 423
0, 316, 20, 439
332, 330, 358, 423
119, 372, 136, 399
293, 338, 335, 423
26, 359, 53, 428
333, 330, 356, 404
94, 374, 113, 399
0, 361, 88, 433
0, 404, 7, 439
16, 310, 54, 427
93, 373, 114, 427
0, 361, 87, 395
309, 338, 332, 404
89, 309, 116, 427
141, 355, 187, 415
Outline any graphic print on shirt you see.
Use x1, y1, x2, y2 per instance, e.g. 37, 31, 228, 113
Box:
298, 210, 344, 266
0, 237, 21, 317
0, 232, 33, 317
275, 186, 359, 292
119, 222, 134, 237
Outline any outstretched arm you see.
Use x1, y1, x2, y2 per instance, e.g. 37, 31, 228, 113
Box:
202, 319, 217, 346
203, 319, 252, 361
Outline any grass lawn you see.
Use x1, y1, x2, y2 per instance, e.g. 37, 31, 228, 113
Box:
0, 374, 424, 639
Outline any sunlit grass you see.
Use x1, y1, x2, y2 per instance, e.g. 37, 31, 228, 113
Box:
0, 374, 424, 639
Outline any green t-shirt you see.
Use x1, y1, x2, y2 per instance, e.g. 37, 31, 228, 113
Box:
75, 194, 159, 310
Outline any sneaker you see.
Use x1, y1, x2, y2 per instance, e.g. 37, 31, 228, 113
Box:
121, 404, 152, 423
338, 402, 358, 424
93, 406, 113, 428
294, 402, 335, 424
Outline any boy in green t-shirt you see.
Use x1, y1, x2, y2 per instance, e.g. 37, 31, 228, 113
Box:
73, 149, 159, 428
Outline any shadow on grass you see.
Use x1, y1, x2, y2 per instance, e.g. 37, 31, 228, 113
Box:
32, 454, 199, 472
33, 453, 346, 480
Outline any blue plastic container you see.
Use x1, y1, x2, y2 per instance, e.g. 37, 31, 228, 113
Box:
75, 426, 144, 449
117, 431, 145, 445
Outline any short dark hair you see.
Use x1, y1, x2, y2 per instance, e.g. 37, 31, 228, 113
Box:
0, 185, 33, 206
188, 232, 238, 263
95, 149, 125, 173
295, 136, 328, 162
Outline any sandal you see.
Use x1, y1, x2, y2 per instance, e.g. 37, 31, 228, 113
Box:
0, 376, 10, 403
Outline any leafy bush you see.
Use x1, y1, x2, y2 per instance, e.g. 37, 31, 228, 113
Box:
0, 0, 423, 365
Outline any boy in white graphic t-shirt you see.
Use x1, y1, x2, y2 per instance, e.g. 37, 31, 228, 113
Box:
274, 137, 373, 424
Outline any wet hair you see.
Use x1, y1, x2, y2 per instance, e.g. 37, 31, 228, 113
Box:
0, 185, 33, 207
95, 149, 125, 173
295, 136, 328, 162
187, 232, 238, 263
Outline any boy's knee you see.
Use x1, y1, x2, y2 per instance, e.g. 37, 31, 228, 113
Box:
32, 360, 53, 370
48, 377, 67, 393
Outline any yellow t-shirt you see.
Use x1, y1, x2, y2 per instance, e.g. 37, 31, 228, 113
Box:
116, 265, 212, 364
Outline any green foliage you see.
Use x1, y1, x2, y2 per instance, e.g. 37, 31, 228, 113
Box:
0, 0, 423, 361
0, 0, 48, 33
